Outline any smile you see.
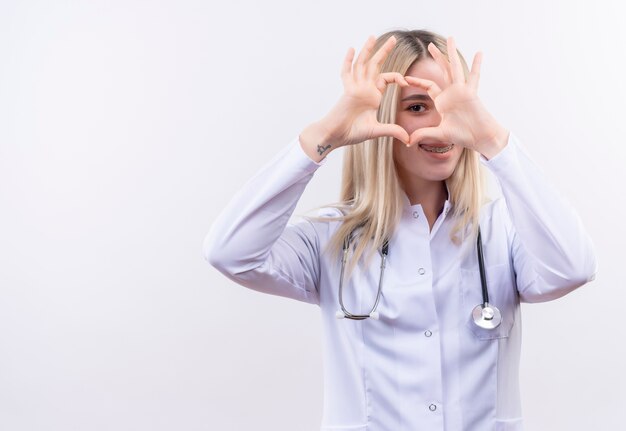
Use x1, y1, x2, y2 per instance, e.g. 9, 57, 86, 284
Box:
419, 143, 454, 153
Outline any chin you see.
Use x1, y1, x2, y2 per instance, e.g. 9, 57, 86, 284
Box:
425, 171, 455, 182
416, 163, 457, 180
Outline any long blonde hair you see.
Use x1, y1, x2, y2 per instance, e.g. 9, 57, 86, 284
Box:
314, 29, 485, 275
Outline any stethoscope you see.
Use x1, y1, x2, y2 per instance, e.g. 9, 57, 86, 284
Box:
335, 227, 502, 330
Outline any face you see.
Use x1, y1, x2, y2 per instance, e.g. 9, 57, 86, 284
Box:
393, 58, 464, 187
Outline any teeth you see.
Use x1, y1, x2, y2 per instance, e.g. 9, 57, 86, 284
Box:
421, 144, 453, 153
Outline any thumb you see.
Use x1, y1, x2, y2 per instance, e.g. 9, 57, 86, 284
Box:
408, 127, 446, 147
371, 123, 409, 144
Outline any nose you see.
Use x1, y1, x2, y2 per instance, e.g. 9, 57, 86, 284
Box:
427, 109, 442, 128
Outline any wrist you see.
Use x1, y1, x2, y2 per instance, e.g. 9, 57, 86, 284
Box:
478, 125, 509, 160
299, 121, 339, 162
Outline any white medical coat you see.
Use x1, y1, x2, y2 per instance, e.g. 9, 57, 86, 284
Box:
204, 134, 597, 431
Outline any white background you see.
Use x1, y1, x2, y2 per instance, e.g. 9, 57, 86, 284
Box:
0, 0, 624, 430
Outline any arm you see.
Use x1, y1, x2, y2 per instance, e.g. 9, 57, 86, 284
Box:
204, 35, 410, 303
203, 140, 326, 304
404, 37, 596, 301
484, 135, 597, 303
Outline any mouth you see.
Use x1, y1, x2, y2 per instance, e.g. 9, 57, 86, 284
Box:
418, 143, 455, 154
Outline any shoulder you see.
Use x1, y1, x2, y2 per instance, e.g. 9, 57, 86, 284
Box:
479, 195, 514, 237
289, 206, 347, 242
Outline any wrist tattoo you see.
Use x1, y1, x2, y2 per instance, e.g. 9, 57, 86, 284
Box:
317, 144, 331, 155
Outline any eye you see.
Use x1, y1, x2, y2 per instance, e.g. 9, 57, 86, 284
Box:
408, 104, 427, 113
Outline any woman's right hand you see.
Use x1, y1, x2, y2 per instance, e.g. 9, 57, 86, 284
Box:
299, 35, 410, 162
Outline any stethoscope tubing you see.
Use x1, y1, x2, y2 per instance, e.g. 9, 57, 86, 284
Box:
336, 236, 388, 320
336, 226, 502, 329
477, 229, 490, 305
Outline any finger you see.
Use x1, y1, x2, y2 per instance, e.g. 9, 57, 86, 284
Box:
369, 35, 396, 69
408, 127, 447, 147
375, 72, 408, 92
447, 37, 465, 83
372, 123, 410, 145
427, 42, 451, 84
355, 36, 376, 65
340, 47, 355, 83
352, 36, 376, 79
404, 76, 442, 99
468, 51, 482, 90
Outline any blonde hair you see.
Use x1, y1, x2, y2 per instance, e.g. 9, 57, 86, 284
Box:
313, 29, 486, 275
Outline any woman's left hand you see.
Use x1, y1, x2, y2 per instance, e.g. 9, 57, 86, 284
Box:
406, 37, 509, 160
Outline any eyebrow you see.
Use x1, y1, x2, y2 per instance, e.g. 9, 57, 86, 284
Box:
400, 94, 432, 103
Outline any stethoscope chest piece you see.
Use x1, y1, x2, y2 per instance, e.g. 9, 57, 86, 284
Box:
472, 303, 502, 330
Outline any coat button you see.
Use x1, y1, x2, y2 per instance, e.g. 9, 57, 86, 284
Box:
429, 403, 437, 412
424, 330, 432, 337
418, 267, 426, 275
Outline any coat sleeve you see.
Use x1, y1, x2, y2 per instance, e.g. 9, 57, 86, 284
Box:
482, 134, 598, 303
203, 139, 331, 305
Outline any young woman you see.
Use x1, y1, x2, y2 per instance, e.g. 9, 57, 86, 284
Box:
204, 29, 597, 431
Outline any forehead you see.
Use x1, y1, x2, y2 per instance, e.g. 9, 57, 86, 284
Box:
404, 58, 446, 88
